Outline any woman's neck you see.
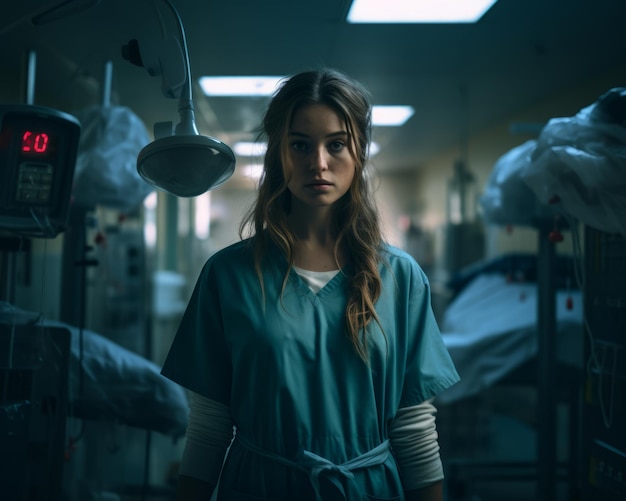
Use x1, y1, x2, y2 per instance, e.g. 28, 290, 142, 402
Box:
287, 212, 341, 272
292, 238, 341, 271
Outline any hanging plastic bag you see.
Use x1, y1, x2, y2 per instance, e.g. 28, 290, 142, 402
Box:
72, 105, 153, 213
521, 88, 626, 235
479, 139, 555, 226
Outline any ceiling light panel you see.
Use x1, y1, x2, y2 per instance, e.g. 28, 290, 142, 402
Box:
347, 0, 498, 23
233, 141, 268, 157
372, 105, 414, 126
199, 76, 285, 96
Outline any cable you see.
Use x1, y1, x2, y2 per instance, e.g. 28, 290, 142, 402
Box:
4, 236, 32, 373
561, 211, 621, 431
67, 233, 91, 449
28, 207, 57, 239
152, 0, 193, 102
596, 342, 618, 429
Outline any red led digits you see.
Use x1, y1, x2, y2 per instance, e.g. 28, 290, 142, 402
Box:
21, 130, 49, 154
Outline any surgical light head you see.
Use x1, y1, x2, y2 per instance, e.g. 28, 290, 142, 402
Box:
121, 0, 235, 197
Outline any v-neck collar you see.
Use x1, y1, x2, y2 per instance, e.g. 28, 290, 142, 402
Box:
289, 266, 346, 302
263, 236, 351, 303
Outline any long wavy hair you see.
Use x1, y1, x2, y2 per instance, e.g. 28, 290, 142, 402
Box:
240, 68, 384, 361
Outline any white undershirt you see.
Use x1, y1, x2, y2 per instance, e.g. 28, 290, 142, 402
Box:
292, 265, 340, 293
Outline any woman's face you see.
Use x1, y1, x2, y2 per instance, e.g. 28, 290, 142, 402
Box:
285, 104, 357, 211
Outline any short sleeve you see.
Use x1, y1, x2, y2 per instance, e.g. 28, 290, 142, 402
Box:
398, 261, 460, 408
161, 259, 233, 406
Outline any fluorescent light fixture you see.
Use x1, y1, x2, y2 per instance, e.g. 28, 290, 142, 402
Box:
372, 105, 414, 126
347, 0, 498, 23
194, 193, 211, 240
233, 141, 268, 157
242, 163, 265, 180
199, 76, 285, 96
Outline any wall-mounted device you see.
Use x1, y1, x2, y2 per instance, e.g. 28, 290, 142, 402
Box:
0, 104, 81, 238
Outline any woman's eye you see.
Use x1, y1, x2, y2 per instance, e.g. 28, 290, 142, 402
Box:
329, 141, 345, 152
291, 141, 308, 152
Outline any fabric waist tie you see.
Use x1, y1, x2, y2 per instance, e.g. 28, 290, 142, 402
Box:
235, 434, 391, 501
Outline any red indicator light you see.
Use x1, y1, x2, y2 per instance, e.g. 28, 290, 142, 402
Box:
21, 130, 49, 154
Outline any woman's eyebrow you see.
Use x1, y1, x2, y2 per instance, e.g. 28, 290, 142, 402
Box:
288, 131, 348, 138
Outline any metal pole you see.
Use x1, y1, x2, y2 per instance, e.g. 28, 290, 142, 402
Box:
25, 50, 37, 105
102, 60, 113, 107
537, 223, 557, 500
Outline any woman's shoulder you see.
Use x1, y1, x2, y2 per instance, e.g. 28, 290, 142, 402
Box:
380, 243, 419, 269
202, 238, 256, 271
211, 238, 253, 260
203, 236, 284, 271
379, 243, 429, 283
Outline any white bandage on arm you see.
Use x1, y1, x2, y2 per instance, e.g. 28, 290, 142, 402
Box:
179, 392, 235, 485
389, 398, 443, 491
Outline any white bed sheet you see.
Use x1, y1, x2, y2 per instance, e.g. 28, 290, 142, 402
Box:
436, 273, 583, 404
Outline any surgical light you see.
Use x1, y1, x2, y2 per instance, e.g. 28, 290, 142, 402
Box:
122, 0, 235, 198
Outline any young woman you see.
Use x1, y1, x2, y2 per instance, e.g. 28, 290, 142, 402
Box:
161, 68, 460, 501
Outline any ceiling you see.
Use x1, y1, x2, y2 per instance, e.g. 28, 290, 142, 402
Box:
1, 0, 625, 187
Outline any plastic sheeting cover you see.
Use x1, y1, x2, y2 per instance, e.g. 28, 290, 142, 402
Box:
522, 87, 626, 235
479, 139, 555, 226
480, 88, 626, 234
73, 105, 153, 213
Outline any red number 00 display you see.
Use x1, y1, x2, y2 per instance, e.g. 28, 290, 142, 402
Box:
21, 130, 49, 154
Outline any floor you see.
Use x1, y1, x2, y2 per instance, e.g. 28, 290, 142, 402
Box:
439, 400, 580, 501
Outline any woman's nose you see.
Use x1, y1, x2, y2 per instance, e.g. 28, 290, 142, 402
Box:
310, 147, 329, 171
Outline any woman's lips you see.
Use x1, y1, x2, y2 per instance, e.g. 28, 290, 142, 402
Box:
306, 181, 332, 191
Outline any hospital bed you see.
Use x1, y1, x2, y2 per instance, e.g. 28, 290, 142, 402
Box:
434, 253, 584, 500
437, 88, 626, 500
0, 301, 189, 500
437, 253, 583, 406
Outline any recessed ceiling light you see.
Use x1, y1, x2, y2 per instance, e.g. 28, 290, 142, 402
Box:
372, 105, 414, 126
233, 141, 268, 157
198, 76, 285, 96
347, 0, 498, 23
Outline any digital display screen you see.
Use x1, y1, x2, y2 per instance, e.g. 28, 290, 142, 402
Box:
0, 104, 81, 238
20, 130, 50, 155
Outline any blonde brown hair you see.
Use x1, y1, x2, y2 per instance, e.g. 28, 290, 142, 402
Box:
240, 68, 383, 361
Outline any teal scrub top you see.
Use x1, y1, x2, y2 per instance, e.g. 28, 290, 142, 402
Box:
161, 239, 460, 500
